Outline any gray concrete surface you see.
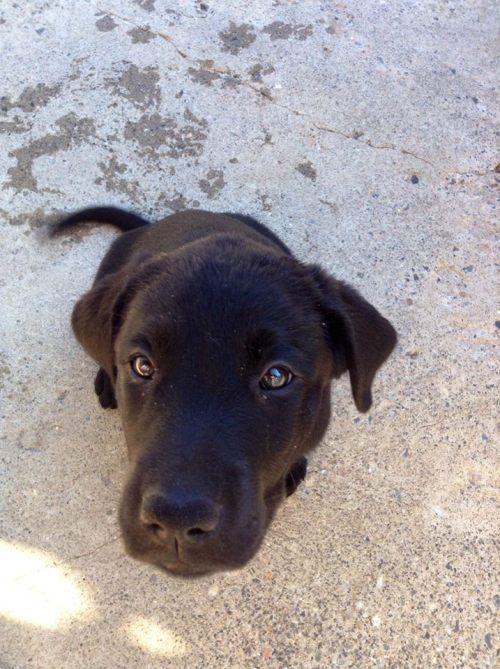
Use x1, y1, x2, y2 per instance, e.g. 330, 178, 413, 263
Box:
0, 1, 498, 667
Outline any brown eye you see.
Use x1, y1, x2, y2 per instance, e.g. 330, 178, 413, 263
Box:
131, 355, 155, 379
260, 366, 293, 390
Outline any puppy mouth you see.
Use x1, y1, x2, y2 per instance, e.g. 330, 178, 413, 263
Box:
128, 538, 213, 575
143, 541, 244, 576
158, 559, 215, 577
121, 517, 261, 575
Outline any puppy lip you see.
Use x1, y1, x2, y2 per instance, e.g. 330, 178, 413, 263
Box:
159, 559, 215, 577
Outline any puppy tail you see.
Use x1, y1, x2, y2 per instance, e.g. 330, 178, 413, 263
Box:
50, 206, 150, 237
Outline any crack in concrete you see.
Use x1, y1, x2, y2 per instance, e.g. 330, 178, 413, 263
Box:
95, 6, 493, 178
66, 535, 122, 563
6, 536, 122, 586
446, 168, 492, 177
279, 106, 437, 167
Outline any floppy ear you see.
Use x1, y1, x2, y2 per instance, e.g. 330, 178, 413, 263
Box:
71, 270, 134, 380
308, 265, 397, 412
72, 257, 168, 378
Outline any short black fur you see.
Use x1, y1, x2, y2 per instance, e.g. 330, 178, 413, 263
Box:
55, 206, 397, 576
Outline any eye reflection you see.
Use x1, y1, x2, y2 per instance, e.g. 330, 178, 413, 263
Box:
260, 366, 293, 390
131, 355, 155, 379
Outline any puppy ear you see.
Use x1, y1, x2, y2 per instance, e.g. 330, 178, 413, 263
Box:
71, 270, 135, 380
308, 265, 397, 412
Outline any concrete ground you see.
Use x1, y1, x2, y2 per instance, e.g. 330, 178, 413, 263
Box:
0, 1, 498, 667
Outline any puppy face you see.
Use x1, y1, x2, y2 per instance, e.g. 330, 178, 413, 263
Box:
114, 240, 334, 574
70, 228, 396, 576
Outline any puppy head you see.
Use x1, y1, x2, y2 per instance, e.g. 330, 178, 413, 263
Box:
73, 235, 396, 575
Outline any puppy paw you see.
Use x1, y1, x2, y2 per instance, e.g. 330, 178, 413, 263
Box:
285, 456, 308, 497
94, 368, 117, 409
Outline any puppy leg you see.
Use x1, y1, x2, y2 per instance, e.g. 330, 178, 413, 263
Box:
285, 456, 308, 497
94, 367, 117, 409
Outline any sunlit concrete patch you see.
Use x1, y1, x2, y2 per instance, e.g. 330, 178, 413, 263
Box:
123, 616, 188, 657
0, 540, 95, 629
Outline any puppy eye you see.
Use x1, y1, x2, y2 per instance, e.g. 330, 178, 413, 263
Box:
131, 355, 155, 379
260, 366, 293, 390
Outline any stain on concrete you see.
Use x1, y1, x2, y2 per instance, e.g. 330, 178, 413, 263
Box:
259, 192, 272, 211
0, 119, 30, 134
198, 169, 226, 199
184, 108, 208, 129
6, 206, 53, 229
260, 128, 273, 145
263, 21, 313, 41
188, 61, 242, 89
156, 192, 200, 212
95, 15, 117, 32
124, 112, 172, 154
124, 109, 207, 159
196, 1, 209, 13
95, 156, 140, 199
106, 64, 161, 111
127, 26, 156, 43
221, 75, 242, 89
319, 198, 339, 213
296, 161, 317, 181
0, 352, 11, 389
247, 63, 275, 82
1, 83, 61, 113
219, 22, 256, 55
134, 0, 156, 12
188, 63, 221, 87
5, 113, 96, 192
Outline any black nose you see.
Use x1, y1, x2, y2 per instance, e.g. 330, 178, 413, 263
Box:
139, 489, 220, 544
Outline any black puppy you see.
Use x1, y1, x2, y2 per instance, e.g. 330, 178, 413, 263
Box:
53, 207, 396, 576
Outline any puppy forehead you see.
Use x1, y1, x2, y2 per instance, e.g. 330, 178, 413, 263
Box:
128, 288, 312, 349
121, 254, 323, 355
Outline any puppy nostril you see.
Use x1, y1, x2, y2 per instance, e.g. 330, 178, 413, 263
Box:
146, 522, 169, 541
147, 522, 163, 534
140, 491, 220, 543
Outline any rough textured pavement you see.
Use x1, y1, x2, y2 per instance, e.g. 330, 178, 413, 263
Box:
1, 2, 499, 668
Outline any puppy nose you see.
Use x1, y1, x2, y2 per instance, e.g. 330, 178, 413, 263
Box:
140, 489, 220, 542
